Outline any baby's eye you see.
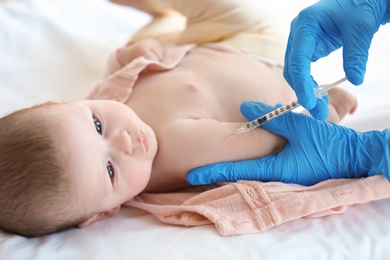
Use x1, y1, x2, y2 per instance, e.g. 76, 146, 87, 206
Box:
107, 162, 115, 179
93, 118, 102, 135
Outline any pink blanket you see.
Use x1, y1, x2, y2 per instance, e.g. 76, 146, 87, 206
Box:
125, 176, 390, 236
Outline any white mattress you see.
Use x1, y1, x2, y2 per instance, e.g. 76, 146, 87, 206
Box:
1, 0, 390, 259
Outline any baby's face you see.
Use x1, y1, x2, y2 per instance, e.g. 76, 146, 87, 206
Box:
47, 100, 158, 216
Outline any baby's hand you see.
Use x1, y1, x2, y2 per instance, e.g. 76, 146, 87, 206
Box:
117, 38, 164, 66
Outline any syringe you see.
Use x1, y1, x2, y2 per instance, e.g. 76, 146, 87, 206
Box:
224, 76, 347, 139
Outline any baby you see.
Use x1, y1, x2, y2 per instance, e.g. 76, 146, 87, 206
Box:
0, 0, 358, 237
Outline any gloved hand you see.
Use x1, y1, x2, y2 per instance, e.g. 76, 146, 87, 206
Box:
284, 0, 390, 120
187, 101, 390, 186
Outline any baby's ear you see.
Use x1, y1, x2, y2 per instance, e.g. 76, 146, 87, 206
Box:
78, 206, 121, 228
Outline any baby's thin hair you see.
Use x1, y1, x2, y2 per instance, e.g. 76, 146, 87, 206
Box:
0, 103, 91, 237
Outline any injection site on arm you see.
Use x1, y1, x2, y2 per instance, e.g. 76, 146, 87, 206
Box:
224, 77, 347, 139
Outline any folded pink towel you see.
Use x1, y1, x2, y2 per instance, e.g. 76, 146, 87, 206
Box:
124, 175, 390, 236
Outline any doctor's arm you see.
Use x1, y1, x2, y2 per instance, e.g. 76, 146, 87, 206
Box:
187, 101, 390, 186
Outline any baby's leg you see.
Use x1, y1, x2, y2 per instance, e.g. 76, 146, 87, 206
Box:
326, 87, 357, 123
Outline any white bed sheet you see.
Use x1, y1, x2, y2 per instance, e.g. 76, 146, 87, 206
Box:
1, 0, 390, 259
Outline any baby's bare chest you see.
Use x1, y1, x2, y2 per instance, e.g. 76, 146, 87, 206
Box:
128, 47, 289, 124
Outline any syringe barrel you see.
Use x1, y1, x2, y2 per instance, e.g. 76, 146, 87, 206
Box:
246, 100, 301, 130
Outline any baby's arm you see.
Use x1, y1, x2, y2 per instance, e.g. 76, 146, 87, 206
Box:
188, 102, 390, 186
157, 118, 286, 177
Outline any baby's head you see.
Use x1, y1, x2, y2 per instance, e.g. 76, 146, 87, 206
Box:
0, 100, 158, 237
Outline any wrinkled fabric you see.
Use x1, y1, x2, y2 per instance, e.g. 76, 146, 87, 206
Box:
125, 176, 390, 236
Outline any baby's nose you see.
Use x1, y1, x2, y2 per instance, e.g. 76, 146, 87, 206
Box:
112, 130, 133, 155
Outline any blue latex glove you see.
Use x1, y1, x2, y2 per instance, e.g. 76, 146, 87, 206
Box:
284, 0, 390, 120
187, 101, 390, 186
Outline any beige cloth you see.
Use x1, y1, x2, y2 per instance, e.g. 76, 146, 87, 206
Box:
135, 0, 287, 66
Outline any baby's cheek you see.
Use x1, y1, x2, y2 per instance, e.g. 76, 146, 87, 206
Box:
130, 166, 152, 194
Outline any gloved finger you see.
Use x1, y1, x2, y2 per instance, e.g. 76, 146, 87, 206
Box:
311, 37, 341, 61
307, 96, 330, 120
342, 23, 374, 85
283, 23, 295, 87
284, 20, 318, 110
187, 162, 237, 185
322, 94, 330, 105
